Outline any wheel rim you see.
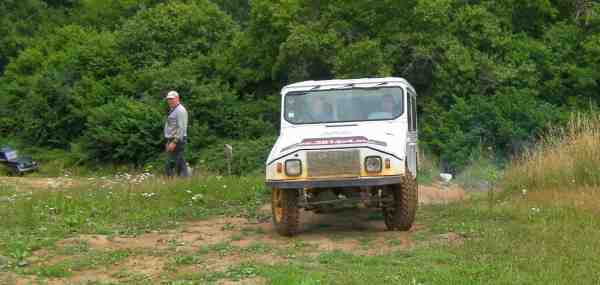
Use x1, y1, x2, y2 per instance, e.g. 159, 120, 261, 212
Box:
272, 189, 284, 223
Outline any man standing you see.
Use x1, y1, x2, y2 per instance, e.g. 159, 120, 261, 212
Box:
164, 90, 189, 177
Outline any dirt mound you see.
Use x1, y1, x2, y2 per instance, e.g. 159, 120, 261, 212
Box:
419, 183, 466, 205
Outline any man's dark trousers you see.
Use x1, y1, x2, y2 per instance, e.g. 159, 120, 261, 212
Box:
165, 138, 189, 177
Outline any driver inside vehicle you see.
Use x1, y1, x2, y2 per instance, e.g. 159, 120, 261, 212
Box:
302, 96, 334, 123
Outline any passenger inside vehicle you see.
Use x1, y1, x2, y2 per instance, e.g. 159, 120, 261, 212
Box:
368, 94, 398, 120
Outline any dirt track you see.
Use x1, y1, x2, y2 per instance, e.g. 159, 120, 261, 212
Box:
11, 208, 463, 285
1, 177, 466, 284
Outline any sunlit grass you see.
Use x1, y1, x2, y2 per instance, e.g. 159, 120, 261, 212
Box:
503, 113, 600, 193
0, 175, 267, 263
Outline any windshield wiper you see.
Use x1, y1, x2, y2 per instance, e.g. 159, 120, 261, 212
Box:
288, 92, 307, 96
352, 82, 389, 90
326, 124, 358, 128
340, 82, 389, 90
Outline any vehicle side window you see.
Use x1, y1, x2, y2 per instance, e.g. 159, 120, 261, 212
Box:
408, 92, 417, 131
412, 95, 417, 131
407, 94, 413, 131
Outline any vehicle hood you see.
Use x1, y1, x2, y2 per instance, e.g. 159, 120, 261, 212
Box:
268, 123, 406, 163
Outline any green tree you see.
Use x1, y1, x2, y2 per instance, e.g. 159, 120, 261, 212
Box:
84, 97, 162, 165
117, 1, 237, 69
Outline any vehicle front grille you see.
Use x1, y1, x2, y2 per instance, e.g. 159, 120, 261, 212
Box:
306, 150, 361, 178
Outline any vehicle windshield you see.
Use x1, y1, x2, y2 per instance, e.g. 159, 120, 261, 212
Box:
284, 87, 404, 124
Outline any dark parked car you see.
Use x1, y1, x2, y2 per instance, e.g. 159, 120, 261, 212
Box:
0, 146, 39, 176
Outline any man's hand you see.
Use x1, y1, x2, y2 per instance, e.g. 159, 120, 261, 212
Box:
166, 142, 177, 152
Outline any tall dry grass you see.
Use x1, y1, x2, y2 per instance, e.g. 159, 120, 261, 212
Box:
503, 113, 600, 192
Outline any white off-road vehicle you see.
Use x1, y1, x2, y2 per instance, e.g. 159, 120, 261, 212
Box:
266, 77, 418, 236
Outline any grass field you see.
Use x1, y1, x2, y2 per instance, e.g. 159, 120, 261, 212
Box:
1, 173, 598, 284
1, 116, 600, 284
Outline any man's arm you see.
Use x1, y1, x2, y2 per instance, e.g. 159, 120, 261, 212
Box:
174, 108, 188, 141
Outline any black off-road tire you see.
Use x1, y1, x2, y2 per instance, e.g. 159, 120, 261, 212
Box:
383, 174, 418, 231
271, 188, 300, 236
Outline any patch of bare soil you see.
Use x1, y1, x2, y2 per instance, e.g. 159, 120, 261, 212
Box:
202, 252, 285, 273
0, 272, 18, 285
182, 217, 249, 246
59, 217, 249, 253
0, 176, 79, 191
434, 232, 465, 246
47, 271, 119, 285
40, 256, 165, 285
217, 277, 267, 285
419, 183, 466, 205
117, 256, 165, 278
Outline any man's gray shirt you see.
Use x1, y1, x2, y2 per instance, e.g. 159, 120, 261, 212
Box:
164, 104, 188, 141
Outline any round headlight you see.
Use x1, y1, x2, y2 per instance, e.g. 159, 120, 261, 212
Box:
285, 159, 302, 176
365, 156, 382, 173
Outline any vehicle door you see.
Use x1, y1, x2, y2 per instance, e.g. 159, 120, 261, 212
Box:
406, 88, 418, 177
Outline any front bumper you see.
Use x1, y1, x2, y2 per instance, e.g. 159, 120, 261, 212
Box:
265, 175, 402, 189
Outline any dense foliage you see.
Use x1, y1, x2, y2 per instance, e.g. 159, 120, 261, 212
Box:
1, 0, 599, 173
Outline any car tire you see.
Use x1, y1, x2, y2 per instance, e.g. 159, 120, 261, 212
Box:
383, 173, 418, 231
271, 188, 300, 236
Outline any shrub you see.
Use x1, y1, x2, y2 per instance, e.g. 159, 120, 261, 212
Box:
2, 26, 123, 147
83, 97, 163, 166
197, 136, 277, 175
186, 83, 279, 140
422, 90, 560, 172
117, 1, 236, 69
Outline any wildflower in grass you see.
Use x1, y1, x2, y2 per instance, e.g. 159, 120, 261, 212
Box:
191, 194, 204, 202
141, 192, 158, 199
522, 189, 527, 196
223, 185, 228, 189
